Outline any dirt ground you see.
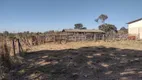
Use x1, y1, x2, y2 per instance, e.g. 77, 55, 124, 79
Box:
10, 40, 142, 80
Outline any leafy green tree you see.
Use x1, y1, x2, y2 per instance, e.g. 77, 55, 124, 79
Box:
74, 23, 83, 29
95, 14, 117, 32
95, 14, 108, 23
99, 23, 117, 32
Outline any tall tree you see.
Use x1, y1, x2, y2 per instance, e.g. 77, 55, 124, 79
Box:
95, 14, 108, 23
74, 23, 87, 29
95, 14, 117, 32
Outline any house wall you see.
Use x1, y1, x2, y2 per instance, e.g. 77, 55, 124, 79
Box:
140, 28, 142, 39
128, 20, 142, 39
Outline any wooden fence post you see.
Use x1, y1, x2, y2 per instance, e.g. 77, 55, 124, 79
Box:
17, 39, 23, 53
12, 39, 16, 56
94, 34, 97, 41
102, 34, 105, 41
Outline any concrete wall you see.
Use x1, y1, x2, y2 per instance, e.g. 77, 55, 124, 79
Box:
128, 20, 142, 39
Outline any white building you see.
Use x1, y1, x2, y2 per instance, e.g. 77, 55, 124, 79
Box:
127, 18, 142, 39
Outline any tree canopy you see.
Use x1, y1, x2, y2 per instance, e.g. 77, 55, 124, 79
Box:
120, 27, 127, 31
95, 14, 117, 33
95, 14, 108, 23
74, 23, 87, 29
119, 27, 128, 34
3, 31, 9, 36
98, 23, 117, 32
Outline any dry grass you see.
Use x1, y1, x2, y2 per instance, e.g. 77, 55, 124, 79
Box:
30, 40, 142, 52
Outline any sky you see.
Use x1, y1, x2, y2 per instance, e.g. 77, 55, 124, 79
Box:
0, 0, 142, 32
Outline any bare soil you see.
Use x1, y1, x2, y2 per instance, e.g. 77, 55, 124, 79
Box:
10, 41, 142, 80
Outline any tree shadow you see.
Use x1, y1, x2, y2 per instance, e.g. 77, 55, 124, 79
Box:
11, 46, 142, 80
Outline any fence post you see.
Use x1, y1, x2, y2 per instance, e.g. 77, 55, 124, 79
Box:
17, 39, 23, 53
12, 39, 16, 56
94, 34, 97, 41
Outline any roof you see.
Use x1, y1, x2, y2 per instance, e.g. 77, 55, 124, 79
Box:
127, 18, 142, 24
62, 29, 105, 33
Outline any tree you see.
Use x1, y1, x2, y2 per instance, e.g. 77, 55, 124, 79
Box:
74, 23, 84, 29
120, 27, 127, 31
3, 31, 9, 36
95, 14, 108, 23
119, 27, 128, 34
81, 27, 87, 29
98, 23, 117, 32
98, 24, 117, 40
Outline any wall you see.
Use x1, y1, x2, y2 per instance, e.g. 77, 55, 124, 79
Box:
128, 20, 142, 39
140, 28, 142, 39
